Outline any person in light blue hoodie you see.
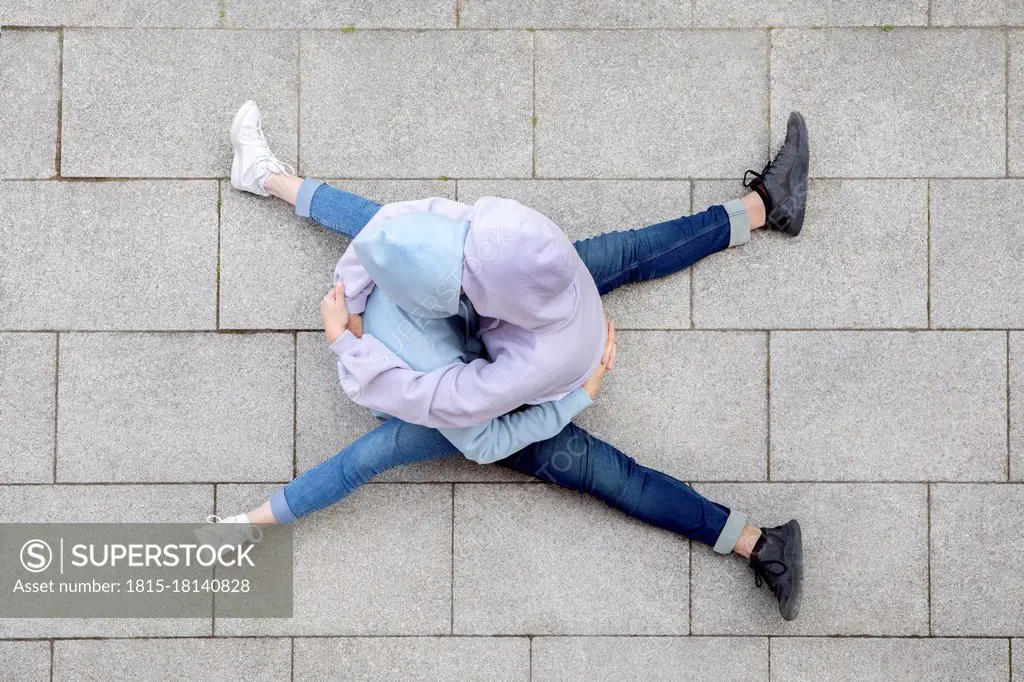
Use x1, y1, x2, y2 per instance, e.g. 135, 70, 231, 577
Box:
199, 101, 806, 622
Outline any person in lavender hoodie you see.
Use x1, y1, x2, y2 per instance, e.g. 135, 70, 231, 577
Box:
199, 101, 808, 621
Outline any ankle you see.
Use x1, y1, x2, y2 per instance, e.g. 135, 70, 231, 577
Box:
263, 172, 282, 197
742, 192, 767, 230
733, 524, 763, 559
263, 172, 301, 206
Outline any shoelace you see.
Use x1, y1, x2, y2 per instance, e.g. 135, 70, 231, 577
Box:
753, 558, 788, 593
743, 162, 773, 189
204, 514, 263, 543
239, 119, 295, 182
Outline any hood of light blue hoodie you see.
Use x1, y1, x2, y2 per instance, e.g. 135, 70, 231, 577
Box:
352, 211, 471, 320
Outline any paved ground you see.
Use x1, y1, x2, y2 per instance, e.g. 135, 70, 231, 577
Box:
1, 1, 1023, 680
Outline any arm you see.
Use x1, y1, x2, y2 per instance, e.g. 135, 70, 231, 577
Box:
440, 388, 592, 464
438, 321, 615, 463
325, 282, 614, 430
322, 282, 539, 428
331, 330, 557, 428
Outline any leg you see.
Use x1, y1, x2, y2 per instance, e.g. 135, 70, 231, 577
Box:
572, 110, 809, 296
263, 175, 382, 239
247, 419, 458, 524
499, 422, 803, 619
228, 101, 381, 239
500, 423, 749, 553
573, 195, 762, 296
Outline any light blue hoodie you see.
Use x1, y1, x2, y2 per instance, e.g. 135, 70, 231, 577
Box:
355, 211, 592, 464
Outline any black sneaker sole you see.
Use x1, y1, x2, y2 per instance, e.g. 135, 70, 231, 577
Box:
779, 519, 803, 620
771, 112, 810, 237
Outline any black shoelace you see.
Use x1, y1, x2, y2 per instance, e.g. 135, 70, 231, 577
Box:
753, 559, 788, 593
743, 163, 773, 188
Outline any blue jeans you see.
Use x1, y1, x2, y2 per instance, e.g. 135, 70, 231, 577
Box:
276, 180, 751, 553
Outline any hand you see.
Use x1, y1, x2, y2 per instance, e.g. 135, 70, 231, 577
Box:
347, 313, 363, 339
321, 284, 349, 345
583, 319, 616, 400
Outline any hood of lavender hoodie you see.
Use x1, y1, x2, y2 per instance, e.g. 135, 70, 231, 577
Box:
334, 196, 605, 426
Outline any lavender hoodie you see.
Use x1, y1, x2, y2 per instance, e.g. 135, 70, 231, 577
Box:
330, 196, 606, 429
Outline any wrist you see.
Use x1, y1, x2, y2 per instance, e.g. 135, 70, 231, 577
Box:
325, 322, 345, 345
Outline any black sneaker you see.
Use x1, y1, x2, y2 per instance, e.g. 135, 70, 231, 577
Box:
743, 112, 809, 236
749, 519, 803, 621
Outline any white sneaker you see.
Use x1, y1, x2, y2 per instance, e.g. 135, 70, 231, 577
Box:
193, 513, 264, 550
229, 100, 294, 196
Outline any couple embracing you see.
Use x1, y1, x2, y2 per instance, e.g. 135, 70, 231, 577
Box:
198, 100, 809, 621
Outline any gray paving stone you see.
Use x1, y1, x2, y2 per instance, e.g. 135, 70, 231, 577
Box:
0, 484, 211, 523
0, 1, 218, 26
771, 29, 1005, 177
933, 1, 1024, 25
770, 637, 1010, 681
691, 483, 928, 635
0, 181, 218, 330
225, 0, 454, 27
300, 31, 531, 178
0, 333, 55, 483
695, 0, 927, 27
453, 483, 690, 635
0, 31, 59, 178
294, 637, 529, 681
216, 483, 451, 635
535, 31, 767, 178
771, 331, 1007, 481
691, 180, 928, 329
931, 181, 1024, 328
296, 332, 527, 483
1013, 34, 1024, 175
931, 484, 1024, 635
220, 180, 453, 329
1015, 639, 1023, 679
0, 641, 49, 682
458, 180, 692, 329
460, 0, 689, 27
1016, 334, 1024, 481
61, 29, 297, 177
54, 639, 291, 681
532, 636, 767, 681
0, 483, 211, 637
575, 331, 767, 481
57, 333, 293, 482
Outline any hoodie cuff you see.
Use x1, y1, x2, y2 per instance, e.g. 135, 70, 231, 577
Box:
295, 179, 325, 218
723, 198, 751, 248
564, 387, 594, 417
328, 330, 360, 359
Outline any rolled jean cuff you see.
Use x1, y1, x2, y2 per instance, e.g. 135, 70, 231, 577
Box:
294, 179, 325, 218
269, 488, 298, 524
723, 198, 750, 247
712, 508, 748, 554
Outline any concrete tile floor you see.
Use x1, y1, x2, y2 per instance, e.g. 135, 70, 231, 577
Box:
1, 2, 1021, 679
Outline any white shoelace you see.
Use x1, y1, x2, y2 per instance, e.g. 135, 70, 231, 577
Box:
238, 119, 295, 187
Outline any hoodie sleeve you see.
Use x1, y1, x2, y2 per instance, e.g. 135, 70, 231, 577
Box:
338, 196, 475, 315
438, 389, 591, 465
330, 330, 572, 428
